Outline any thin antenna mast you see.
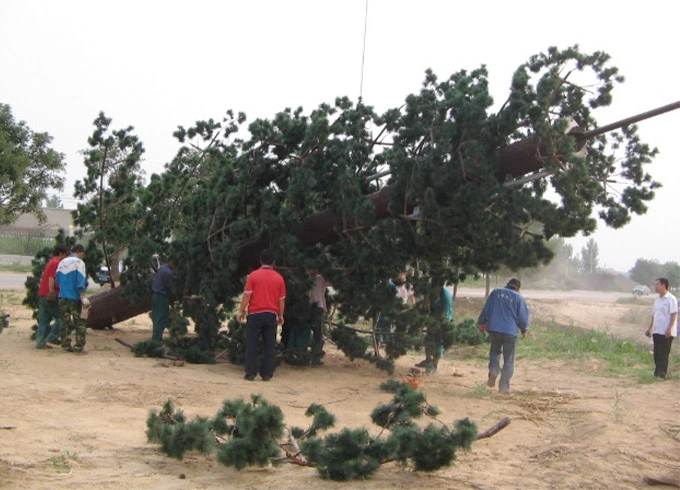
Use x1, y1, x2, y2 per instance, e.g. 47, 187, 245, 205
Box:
358, 0, 369, 102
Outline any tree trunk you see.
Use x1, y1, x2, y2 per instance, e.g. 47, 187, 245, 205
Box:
88, 287, 152, 329
87, 138, 545, 329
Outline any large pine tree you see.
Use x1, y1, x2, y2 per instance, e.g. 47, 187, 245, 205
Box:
94, 46, 658, 363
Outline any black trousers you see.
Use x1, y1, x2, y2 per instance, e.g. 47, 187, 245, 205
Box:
652, 334, 674, 378
245, 312, 277, 379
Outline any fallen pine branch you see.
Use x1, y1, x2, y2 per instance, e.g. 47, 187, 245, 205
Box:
147, 384, 480, 481
643, 474, 680, 488
115, 337, 134, 349
115, 337, 180, 360
476, 417, 511, 440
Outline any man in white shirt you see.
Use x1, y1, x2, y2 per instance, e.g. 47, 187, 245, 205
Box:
645, 277, 678, 379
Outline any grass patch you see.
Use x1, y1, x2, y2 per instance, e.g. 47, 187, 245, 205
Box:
46, 451, 78, 473
618, 306, 651, 325
615, 296, 654, 305
0, 290, 23, 305
518, 320, 678, 382
452, 297, 485, 319
610, 389, 629, 423
463, 383, 489, 398
0, 263, 32, 273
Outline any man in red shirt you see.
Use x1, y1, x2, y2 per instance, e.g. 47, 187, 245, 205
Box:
36, 244, 69, 349
238, 249, 286, 381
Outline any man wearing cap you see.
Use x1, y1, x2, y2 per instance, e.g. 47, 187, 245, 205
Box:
56, 244, 89, 354
238, 249, 286, 381
477, 278, 530, 394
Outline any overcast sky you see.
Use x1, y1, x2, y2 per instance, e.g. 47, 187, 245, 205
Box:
2, 0, 678, 272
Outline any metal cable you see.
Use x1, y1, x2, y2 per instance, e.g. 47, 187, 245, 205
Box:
359, 0, 369, 101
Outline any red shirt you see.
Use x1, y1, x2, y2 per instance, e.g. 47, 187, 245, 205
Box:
244, 266, 286, 315
39, 256, 62, 297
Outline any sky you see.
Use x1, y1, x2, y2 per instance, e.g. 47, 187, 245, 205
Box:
1, 0, 678, 272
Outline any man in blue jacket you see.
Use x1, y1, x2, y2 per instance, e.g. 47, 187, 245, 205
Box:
56, 244, 89, 353
478, 278, 530, 394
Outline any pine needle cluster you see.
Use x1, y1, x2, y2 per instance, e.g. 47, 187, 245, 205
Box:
146, 382, 477, 481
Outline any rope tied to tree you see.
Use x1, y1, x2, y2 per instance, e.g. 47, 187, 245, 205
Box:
358, 0, 369, 103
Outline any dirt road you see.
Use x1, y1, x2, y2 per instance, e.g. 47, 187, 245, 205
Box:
456, 286, 630, 302
0, 272, 28, 290
1, 288, 677, 490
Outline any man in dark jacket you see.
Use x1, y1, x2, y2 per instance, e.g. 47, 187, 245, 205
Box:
151, 257, 175, 342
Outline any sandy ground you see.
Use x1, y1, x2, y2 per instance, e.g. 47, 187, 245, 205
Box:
1, 289, 679, 490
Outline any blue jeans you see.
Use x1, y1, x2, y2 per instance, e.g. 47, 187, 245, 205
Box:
245, 312, 277, 379
488, 332, 517, 392
36, 296, 61, 347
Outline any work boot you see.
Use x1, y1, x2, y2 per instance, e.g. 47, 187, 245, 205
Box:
425, 361, 438, 375
487, 372, 498, 387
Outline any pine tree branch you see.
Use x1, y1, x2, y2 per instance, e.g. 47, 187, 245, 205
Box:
271, 455, 315, 466
475, 417, 511, 440
485, 208, 543, 239
356, 124, 389, 176
328, 321, 372, 335
360, 137, 393, 146
170, 130, 221, 207
97, 143, 117, 287
371, 312, 383, 359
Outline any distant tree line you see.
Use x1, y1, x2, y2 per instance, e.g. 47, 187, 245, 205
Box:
515, 236, 679, 292
0, 104, 66, 225
513, 237, 598, 287
629, 259, 680, 290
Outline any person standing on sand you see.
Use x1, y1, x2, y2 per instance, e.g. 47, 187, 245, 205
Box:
151, 257, 176, 342
56, 244, 89, 354
478, 278, 530, 394
238, 249, 286, 381
645, 277, 677, 379
36, 244, 69, 349
309, 271, 328, 365
416, 282, 453, 375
